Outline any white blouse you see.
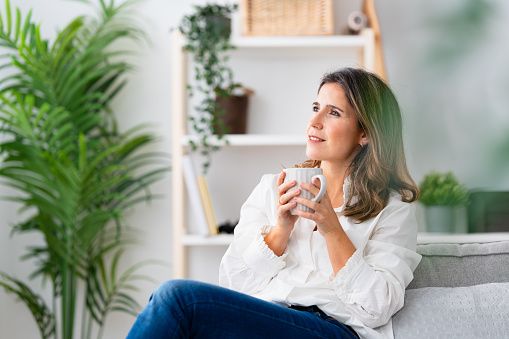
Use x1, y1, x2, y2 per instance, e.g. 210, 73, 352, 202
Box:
219, 174, 422, 339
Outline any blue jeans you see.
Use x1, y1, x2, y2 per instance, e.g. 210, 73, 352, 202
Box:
127, 279, 358, 339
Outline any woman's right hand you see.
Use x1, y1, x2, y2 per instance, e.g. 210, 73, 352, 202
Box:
275, 171, 300, 233
264, 171, 300, 256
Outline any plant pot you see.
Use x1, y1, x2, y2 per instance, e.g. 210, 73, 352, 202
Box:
214, 94, 249, 134
425, 205, 468, 233
426, 206, 454, 233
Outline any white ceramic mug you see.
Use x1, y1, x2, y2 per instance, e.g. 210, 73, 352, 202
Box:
283, 168, 327, 215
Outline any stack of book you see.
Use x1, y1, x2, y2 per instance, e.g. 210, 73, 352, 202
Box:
182, 155, 218, 236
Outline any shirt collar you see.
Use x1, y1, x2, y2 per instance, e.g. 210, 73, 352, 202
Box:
333, 175, 353, 212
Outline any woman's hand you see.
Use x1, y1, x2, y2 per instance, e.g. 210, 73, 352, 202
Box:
275, 171, 300, 233
264, 171, 300, 256
294, 178, 341, 237
295, 177, 356, 273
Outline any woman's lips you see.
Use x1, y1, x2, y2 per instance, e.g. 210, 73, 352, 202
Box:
308, 135, 325, 142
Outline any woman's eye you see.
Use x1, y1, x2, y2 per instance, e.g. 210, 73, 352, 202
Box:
312, 106, 319, 112
331, 110, 340, 117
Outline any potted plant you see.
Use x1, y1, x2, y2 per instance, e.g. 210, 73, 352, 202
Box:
178, 3, 250, 174
419, 171, 470, 233
0, 1, 169, 338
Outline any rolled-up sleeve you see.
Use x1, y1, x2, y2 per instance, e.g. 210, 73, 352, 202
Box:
219, 174, 287, 294
332, 200, 422, 328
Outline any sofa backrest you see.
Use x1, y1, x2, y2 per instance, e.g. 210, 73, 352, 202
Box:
408, 240, 509, 289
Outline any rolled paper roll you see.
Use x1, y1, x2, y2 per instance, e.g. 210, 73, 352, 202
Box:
347, 11, 368, 33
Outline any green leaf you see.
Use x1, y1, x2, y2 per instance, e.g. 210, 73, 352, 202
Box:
0, 272, 56, 339
6, 0, 12, 37
418, 171, 470, 206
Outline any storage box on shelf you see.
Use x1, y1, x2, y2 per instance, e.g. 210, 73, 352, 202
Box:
171, 30, 376, 280
240, 0, 334, 36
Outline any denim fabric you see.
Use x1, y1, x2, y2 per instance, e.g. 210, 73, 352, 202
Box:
127, 279, 358, 339
288, 305, 358, 337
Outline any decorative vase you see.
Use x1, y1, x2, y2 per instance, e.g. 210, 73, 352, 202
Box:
425, 206, 455, 233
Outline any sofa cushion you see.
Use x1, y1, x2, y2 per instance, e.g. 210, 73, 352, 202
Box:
408, 240, 509, 289
393, 282, 509, 339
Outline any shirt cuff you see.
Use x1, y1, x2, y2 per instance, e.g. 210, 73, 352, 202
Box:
242, 226, 287, 278
332, 248, 374, 303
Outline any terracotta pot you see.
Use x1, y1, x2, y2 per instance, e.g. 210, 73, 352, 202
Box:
214, 94, 249, 135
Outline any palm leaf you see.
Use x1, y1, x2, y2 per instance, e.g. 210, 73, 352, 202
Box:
85, 249, 162, 328
0, 272, 56, 339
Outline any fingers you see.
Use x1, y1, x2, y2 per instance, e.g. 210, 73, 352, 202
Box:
276, 171, 300, 218
280, 190, 300, 207
278, 198, 297, 214
294, 196, 319, 214
277, 171, 285, 187
293, 207, 315, 220
293, 184, 330, 216
293, 197, 329, 227
277, 172, 297, 200
299, 180, 320, 196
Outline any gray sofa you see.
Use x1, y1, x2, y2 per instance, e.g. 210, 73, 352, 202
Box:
392, 240, 509, 338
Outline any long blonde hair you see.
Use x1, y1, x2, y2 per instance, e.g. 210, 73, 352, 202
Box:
299, 68, 418, 222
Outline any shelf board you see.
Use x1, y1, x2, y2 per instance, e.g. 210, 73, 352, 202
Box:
181, 232, 509, 247
178, 33, 368, 49
182, 234, 234, 246
181, 134, 306, 147
230, 35, 367, 48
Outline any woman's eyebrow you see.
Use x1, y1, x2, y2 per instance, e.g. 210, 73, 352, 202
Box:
328, 104, 344, 112
313, 102, 345, 113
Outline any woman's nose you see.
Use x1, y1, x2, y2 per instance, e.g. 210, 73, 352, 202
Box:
308, 111, 323, 129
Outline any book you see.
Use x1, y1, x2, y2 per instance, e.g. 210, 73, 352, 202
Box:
196, 175, 218, 235
181, 155, 209, 236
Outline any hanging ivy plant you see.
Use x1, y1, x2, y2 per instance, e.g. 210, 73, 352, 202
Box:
178, 3, 241, 174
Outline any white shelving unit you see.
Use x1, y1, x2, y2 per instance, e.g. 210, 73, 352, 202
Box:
171, 30, 376, 279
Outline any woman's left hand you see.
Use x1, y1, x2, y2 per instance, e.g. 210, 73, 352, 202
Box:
296, 178, 357, 274
294, 178, 342, 237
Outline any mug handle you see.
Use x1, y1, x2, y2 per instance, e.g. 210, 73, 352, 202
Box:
311, 175, 327, 202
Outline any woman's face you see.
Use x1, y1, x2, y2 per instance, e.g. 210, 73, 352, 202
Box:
306, 83, 366, 167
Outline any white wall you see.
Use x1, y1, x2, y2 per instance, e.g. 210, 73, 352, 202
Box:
378, 0, 509, 190
1, 0, 509, 338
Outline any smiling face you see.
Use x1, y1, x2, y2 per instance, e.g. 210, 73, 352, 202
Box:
306, 83, 367, 168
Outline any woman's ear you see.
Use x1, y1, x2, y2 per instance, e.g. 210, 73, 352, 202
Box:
359, 133, 369, 147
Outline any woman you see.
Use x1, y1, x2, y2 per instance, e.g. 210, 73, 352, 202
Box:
127, 68, 421, 339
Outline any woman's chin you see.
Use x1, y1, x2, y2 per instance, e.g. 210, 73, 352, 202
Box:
306, 150, 322, 161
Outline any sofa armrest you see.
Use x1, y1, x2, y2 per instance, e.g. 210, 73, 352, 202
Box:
408, 240, 509, 289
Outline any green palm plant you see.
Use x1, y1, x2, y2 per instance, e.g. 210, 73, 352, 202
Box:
0, 1, 169, 338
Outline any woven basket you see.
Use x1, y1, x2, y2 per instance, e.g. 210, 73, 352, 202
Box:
241, 0, 334, 36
